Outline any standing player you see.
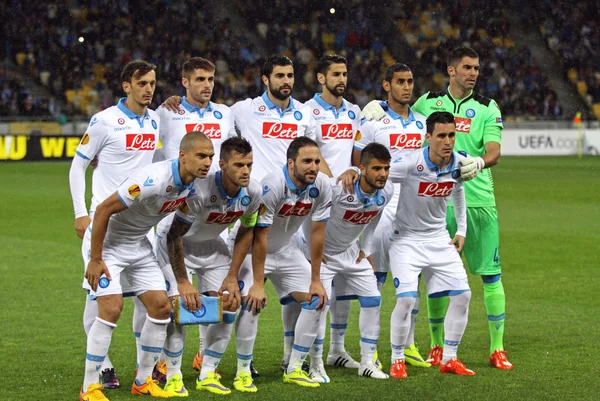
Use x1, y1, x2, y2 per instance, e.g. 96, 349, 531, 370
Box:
305, 143, 393, 382
79, 131, 213, 401
352, 63, 430, 368
304, 54, 362, 370
242, 137, 331, 388
155, 137, 261, 395
69, 60, 159, 390
362, 47, 511, 369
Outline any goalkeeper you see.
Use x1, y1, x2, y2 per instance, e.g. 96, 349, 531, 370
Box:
362, 47, 512, 370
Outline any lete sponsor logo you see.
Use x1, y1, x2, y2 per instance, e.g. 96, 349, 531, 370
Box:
125, 133, 156, 150
417, 182, 454, 197
159, 197, 187, 213
342, 210, 379, 225
185, 123, 221, 138
389, 133, 422, 149
277, 202, 312, 217
321, 124, 354, 140
262, 122, 298, 139
455, 117, 471, 133
206, 210, 244, 225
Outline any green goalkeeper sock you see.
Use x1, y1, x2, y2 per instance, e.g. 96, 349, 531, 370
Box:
482, 275, 506, 354
427, 295, 448, 348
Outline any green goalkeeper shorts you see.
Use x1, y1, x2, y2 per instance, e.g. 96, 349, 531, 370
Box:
446, 206, 501, 276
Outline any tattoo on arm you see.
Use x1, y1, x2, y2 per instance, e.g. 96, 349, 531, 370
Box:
167, 219, 191, 282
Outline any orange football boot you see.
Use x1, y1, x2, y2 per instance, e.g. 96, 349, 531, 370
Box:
426, 345, 443, 366
389, 360, 408, 379
440, 358, 476, 376
489, 349, 513, 370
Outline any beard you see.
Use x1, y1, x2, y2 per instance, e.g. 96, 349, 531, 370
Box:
325, 82, 345, 97
269, 82, 292, 101
293, 165, 317, 186
363, 173, 385, 190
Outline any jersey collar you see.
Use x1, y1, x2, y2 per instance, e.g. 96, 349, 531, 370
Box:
423, 147, 459, 176
282, 165, 315, 197
117, 97, 150, 128
313, 93, 347, 118
181, 96, 214, 118
171, 159, 195, 192
215, 170, 245, 206
382, 101, 415, 129
354, 180, 383, 208
262, 92, 295, 116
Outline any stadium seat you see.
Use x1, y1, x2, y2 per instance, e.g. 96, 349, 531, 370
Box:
593, 104, 600, 120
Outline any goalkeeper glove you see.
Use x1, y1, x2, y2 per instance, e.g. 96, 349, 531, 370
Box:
360, 100, 387, 121
460, 156, 485, 180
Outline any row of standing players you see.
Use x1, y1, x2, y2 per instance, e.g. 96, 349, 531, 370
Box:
72, 48, 512, 401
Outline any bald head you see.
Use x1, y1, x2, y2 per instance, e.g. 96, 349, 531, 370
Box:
179, 131, 212, 153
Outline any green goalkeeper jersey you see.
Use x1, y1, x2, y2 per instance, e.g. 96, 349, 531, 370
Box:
412, 89, 503, 207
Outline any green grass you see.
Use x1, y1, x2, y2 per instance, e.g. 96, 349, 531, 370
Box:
2, 157, 599, 400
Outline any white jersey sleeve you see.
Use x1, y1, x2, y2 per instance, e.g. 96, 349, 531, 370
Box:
116, 169, 159, 208
353, 119, 373, 151
174, 185, 204, 225
388, 153, 414, 183
74, 113, 107, 161
451, 179, 467, 237
305, 113, 317, 140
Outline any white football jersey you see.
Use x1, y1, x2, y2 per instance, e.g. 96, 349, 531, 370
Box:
157, 97, 236, 171
156, 170, 261, 244
103, 159, 194, 245
305, 94, 360, 178
389, 148, 466, 241
74, 98, 159, 214
257, 167, 332, 253
318, 180, 394, 255
231, 93, 317, 182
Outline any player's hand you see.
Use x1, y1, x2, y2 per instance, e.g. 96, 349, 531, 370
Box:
246, 284, 268, 316
459, 156, 485, 181
162, 96, 182, 113
85, 258, 111, 292
177, 280, 202, 312
449, 235, 465, 252
336, 168, 359, 193
219, 275, 241, 311
355, 250, 367, 263
309, 280, 328, 311
75, 216, 91, 239
360, 100, 387, 121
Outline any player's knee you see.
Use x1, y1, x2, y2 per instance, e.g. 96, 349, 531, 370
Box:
450, 290, 471, 313
395, 295, 417, 314
146, 295, 172, 320
98, 302, 123, 323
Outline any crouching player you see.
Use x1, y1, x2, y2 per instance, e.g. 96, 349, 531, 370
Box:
156, 137, 261, 395
80, 131, 213, 401
305, 143, 394, 382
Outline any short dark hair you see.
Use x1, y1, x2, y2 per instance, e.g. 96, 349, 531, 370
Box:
426, 112, 455, 134
317, 54, 348, 76
220, 136, 252, 161
180, 131, 211, 152
384, 63, 411, 82
287, 136, 318, 162
121, 60, 156, 83
447, 47, 479, 67
182, 57, 216, 79
262, 55, 293, 78
360, 143, 391, 166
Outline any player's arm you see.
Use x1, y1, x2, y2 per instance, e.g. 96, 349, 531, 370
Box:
388, 156, 411, 184
248, 224, 270, 315
449, 180, 467, 252
308, 220, 328, 310
359, 210, 384, 260
461, 101, 503, 178
85, 192, 126, 292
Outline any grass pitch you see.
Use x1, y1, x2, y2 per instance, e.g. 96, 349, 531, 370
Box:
1, 157, 599, 400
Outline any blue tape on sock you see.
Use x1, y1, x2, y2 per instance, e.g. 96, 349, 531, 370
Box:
358, 295, 381, 308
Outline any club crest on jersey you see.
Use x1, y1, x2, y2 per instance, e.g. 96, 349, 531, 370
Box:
393, 277, 400, 288
151, 120, 157, 129
159, 197, 187, 213
128, 184, 141, 198
210, 195, 218, 202
417, 164, 424, 172
309, 187, 319, 198
418, 182, 454, 197
262, 122, 298, 139
241, 195, 251, 206
214, 110, 223, 119
185, 123, 221, 138
99, 277, 110, 288
416, 121, 424, 129
81, 133, 90, 145
126, 133, 156, 150
313, 109, 320, 115
294, 111, 303, 121
348, 110, 356, 120
277, 202, 312, 217
165, 281, 170, 291
390, 133, 422, 149
454, 117, 471, 133
452, 169, 461, 179
343, 210, 379, 225
321, 124, 353, 140
465, 108, 476, 118
238, 280, 245, 291
118, 118, 125, 125
377, 196, 385, 206
206, 210, 244, 225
